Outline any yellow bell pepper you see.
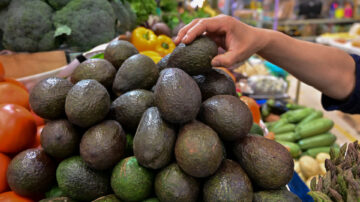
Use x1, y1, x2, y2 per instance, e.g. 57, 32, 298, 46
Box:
155, 35, 175, 57
140, 51, 162, 64
131, 27, 157, 52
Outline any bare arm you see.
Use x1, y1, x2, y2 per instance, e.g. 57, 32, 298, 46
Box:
175, 15, 356, 101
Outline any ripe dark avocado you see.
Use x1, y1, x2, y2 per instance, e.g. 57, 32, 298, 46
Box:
109, 89, 154, 132
111, 156, 154, 202
29, 77, 73, 120
233, 136, 294, 189
7, 148, 56, 197
253, 190, 301, 202
70, 59, 116, 89
175, 121, 223, 178
155, 163, 199, 202
193, 69, 237, 101
133, 107, 176, 169
203, 159, 253, 202
41, 119, 80, 159
157, 53, 170, 71
167, 36, 217, 75
112, 54, 159, 96
65, 79, 110, 128
154, 68, 201, 124
80, 120, 126, 170
104, 40, 139, 69
200, 95, 253, 141
93, 194, 121, 202
39, 197, 76, 202
56, 156, 111, 201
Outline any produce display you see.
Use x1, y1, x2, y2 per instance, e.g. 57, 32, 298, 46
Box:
0, 36, 301, 202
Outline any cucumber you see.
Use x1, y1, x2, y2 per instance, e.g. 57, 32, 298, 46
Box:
270, 119, 288, 131
286, 107, 314, 123
271, 123, 295, 134
295, 118, 334, 139
275, 132, 299, 142
276, 140, 302, 158
298, 133, 337, 150
297, 110, 323, 127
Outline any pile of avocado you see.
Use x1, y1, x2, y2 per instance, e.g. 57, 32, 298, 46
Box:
7, 37, 300, 202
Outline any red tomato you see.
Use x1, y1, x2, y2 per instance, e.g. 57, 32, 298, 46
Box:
0, 191, 34, 202
0, 153, 10, 193
0, 82, 29, 109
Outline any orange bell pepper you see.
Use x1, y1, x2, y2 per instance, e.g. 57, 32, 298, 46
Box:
131, 27, 157, 52
155, 35, 175, 56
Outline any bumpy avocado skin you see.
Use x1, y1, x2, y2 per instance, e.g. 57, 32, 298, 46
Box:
175, 121, 223, 178
29, 77, 73, 120
154, 68, 201, 124
112, 54, 159, 96
167, 36, 218, 75
233, 136, 294, 190
200, 95, 253, 141
157, 53, 170, 71
7, 149, 56, 197
80, 120, 126, 170
71, 58, 116, 89
93, 194, 122, 202
155, 163, 199, 202
109, 89, 154, 132
253, 190, 301, 202
104, 40, 139, 69
65, 79, 110, 128
133, 107, 176, 169
203, 159, 253, 202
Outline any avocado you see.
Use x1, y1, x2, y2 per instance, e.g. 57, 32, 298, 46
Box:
193, 69, 237, 101
175, 121, 223, 177
80, 120, 126, 170
45, 185, 67, 198
65, 79, 110, 128
154, 68, 201, 124
133, 107, 176, 169
167, 36, 218, 75
253, 190, 301, 202
39, 197, 77, 202
157, 53, 170, 71
203, 159, 253, 202
125, 133, 134, 157
7, 148, 56, 197
155, 163, 199, 202
250, 123, 264, 136
70, 59, 116, 89
104, 40, 139, 69
233, 136, 294, 189
142, 198, 159, 202
93, 194, 121, 202
109, 89, 154, 132
56, 156, 111, 201
41, 119, 80, 159
200, 95, 253, 141
111, 156, 154, 202
29, 77, 73, 120
112, 54, 159, 96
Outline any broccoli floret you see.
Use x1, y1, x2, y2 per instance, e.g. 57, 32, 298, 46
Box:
2, 0, 57, 52
53, 0, 116, 51
47, 0, 72, 10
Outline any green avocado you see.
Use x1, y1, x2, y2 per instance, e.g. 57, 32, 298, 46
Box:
92, 194, 121, 202
80, 120, 126, 170
154, 68, 201, 124
167, 36, 218, 75
104, 40, 139, 69
112, 54, 159, 96
111, 156, 154, 202
133, 107, 176, 169
175, 121, 223, 178
45, 185, 67, 198
70, 58, 116, 89
65, 79, 110, 128
155, 163, 199, 202
39, 197, 77, 202
56, 156, 111, 201
41, 119, 80, 159
29, 77, 73, 120
200, 95, 253, 141
7, 148, 56, 197
250, 123, 264, 136
142, 198, 159, 202
203, 159, 253, 202
253, 190, 301, 202
233, 136, 294, 189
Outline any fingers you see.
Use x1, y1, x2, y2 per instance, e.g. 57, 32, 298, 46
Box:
174, 19, 200, 44
211, 51, 239, 67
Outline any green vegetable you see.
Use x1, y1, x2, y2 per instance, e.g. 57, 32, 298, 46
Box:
275, 132, 299, 142
126, 0, 157, 25
304, 147, 332, 158
270, 119, 288, 131
297, 110, 323, 128
276, 140, 301, 158
298, 133, 337, 150
265, 121, 276, 130
286, 103, 305, 110
286, 108, 314, 123
271, 123, 295, 134
295, 118, 334, 139
91, 53, 105, 59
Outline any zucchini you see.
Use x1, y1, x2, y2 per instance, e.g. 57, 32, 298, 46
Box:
295, 118, 334, 139
297, 110, 323, 127
286, 107, 314, 123
271, 123, 295, 134
275, 132, 300, 142
276, 140, 302, 158
265, 121, 276, 130
305, 146, 340, 158
298, 133, 337, 150
286, 103, 305, 110
270, 119, 288, 131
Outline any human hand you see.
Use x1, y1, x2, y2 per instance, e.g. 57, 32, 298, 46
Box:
175, 15, 270, 67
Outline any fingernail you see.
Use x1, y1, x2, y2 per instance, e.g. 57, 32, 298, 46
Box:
212, 60, 220, 67
174, 36, 179, 43
182, 35, 188, 42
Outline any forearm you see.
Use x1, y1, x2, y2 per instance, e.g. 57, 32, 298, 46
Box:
256, 29, 355, 100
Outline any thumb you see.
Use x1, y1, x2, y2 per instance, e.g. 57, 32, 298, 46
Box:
211, 51, 238, 68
